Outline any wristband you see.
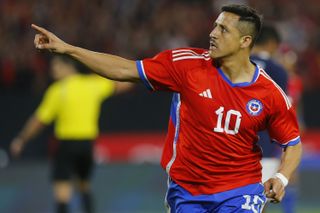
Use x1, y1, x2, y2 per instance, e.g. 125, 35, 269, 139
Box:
274, 173, 288, 187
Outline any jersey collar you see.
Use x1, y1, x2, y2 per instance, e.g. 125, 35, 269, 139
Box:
217, 63, 259, 88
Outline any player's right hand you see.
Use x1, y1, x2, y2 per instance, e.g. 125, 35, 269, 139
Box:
31, 24, 69, 54
10, 137, 25, 158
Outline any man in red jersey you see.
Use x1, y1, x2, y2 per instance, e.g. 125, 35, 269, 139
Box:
31, 4, 302, 213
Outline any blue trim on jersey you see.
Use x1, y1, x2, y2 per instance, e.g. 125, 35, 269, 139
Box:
166, 179, 266, 213
217, 65, 259, 87
172, 94, 181, 144
169, 93, 180, 126
166, 93, 181, 173
273, 136, 301, 148
136, 60, 154, 91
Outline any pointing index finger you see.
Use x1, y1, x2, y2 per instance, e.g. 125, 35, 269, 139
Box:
31, 24, 50, 36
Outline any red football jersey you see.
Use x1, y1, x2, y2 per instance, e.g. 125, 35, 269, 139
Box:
136, 48, 300, 195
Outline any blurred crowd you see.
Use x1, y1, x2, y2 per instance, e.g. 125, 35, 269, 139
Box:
0, 0, 320, 93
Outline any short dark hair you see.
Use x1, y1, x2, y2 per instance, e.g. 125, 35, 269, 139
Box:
221, 4, 262, 47
255, 24, 281, 45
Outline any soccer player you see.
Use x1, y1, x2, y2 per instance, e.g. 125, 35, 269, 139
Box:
31, 4, 302, 213
10, 55, 132, 213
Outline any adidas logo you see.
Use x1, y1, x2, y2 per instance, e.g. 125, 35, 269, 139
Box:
199, 89, 212, 99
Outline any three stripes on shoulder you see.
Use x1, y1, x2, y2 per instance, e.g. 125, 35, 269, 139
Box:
172, 49, 210, 62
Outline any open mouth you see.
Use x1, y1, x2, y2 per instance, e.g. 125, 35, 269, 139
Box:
210, 40, 217, 50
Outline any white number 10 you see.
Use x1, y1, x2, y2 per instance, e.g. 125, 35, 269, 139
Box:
213, 106, 242, 135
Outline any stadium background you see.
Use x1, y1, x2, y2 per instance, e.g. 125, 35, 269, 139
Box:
0, 0, 320, 212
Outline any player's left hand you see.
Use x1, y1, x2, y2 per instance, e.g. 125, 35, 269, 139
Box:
264, 177, 285, 203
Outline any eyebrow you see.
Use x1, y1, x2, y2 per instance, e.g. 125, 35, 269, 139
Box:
214, 22, 229, 31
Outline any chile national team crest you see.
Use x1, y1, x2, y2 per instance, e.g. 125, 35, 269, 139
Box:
246, 99, 263, 116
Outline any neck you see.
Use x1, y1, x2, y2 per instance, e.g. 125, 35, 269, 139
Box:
217, 51, 256, 84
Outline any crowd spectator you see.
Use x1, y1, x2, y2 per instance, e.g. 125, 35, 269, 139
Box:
1, 0, 318, 94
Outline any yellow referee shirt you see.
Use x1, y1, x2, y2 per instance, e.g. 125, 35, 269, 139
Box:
35, 74, 115, 140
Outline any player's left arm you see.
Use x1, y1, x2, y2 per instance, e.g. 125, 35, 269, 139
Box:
264, 89, 302, 203
277, 142, 302, 183
264, 142, 302, 202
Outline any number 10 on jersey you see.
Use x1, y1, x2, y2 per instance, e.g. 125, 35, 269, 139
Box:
213, 106, 242, 135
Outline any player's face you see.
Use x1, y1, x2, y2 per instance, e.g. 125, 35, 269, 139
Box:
209, 12, 243, 59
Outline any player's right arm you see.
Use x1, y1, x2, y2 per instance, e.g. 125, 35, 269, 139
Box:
32, 24, 139, 82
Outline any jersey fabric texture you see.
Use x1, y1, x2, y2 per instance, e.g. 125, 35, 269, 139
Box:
136, 48, 301, 195
36, 74, 115, 140
251, 54, 289, 158
166, 179, 266, 213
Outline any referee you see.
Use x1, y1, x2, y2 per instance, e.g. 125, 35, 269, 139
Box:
10, 55, 132, 213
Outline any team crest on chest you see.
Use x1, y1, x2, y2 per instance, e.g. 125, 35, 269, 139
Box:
246, 99, 263, 116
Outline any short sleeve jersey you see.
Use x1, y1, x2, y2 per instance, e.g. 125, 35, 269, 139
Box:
136, 48, 300, 195
36, 74, 115, 140
251, 54, 289, 157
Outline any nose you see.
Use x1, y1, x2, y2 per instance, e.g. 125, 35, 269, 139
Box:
210, 25, 220, 39
210, 27, 218, 39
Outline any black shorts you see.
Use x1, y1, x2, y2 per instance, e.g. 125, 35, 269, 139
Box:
52, 139, 94, 181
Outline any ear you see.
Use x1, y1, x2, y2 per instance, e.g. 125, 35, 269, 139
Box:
240, 35, 252, 48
